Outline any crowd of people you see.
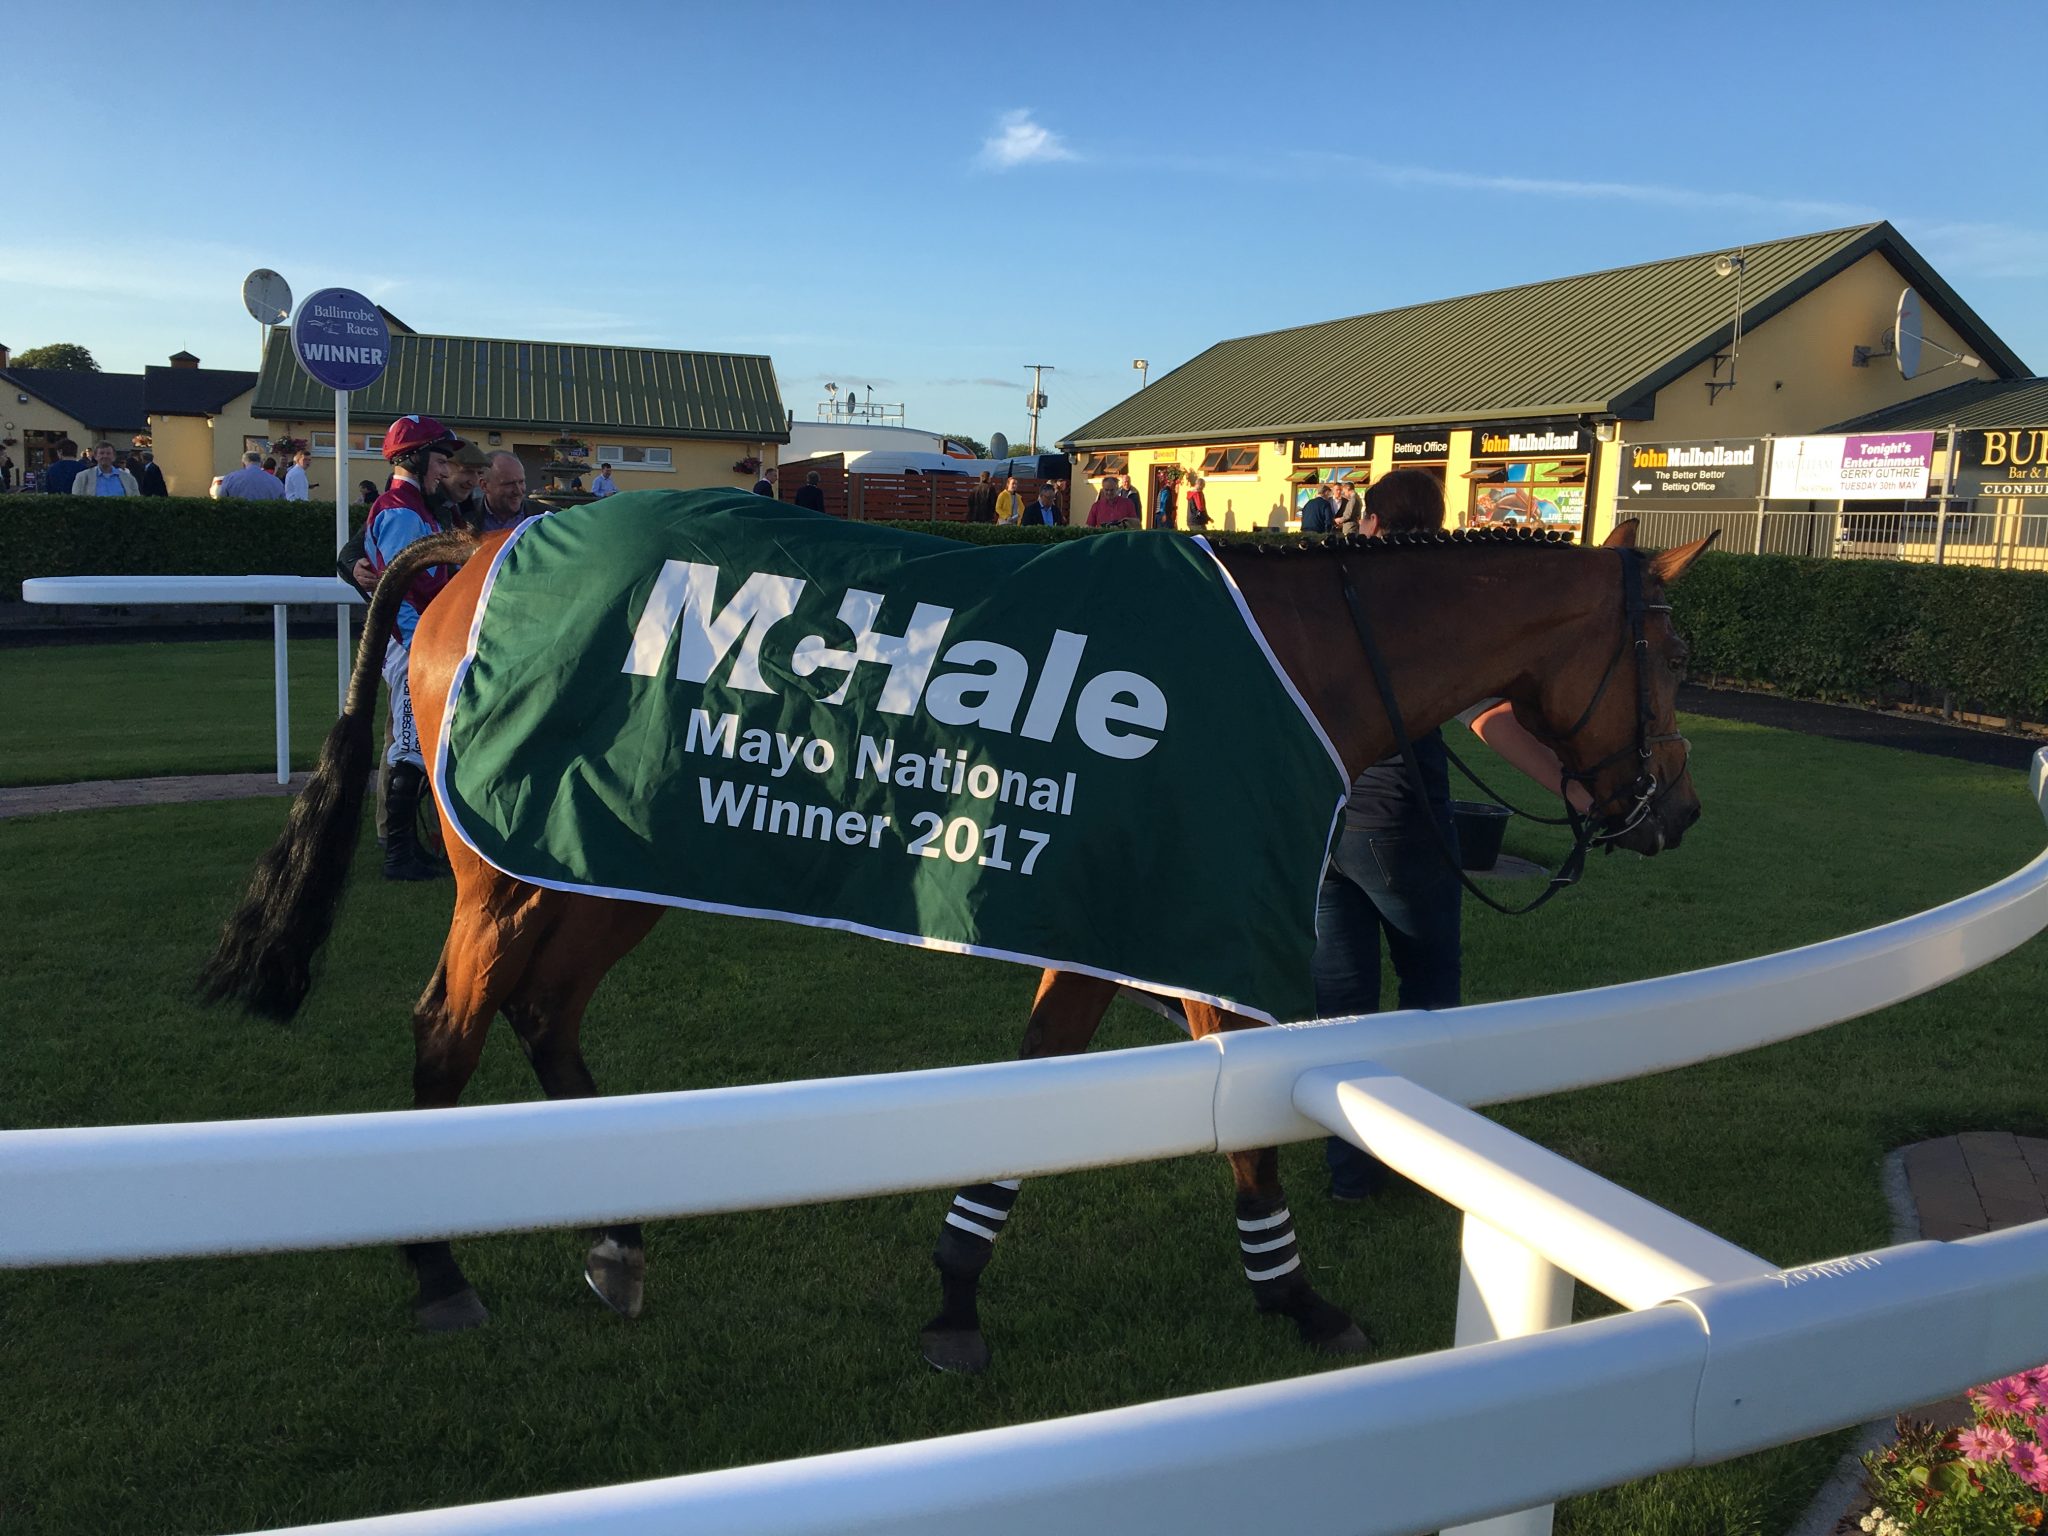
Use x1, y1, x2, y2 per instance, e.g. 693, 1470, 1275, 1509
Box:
11, 440, 168, 496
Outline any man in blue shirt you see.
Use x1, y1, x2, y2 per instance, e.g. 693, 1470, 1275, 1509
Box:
218, 450, 287, 499
590, 462, 618, 497
42, 440, 85, 493
78, 442, 138, 495
1299, 481, 1335, 533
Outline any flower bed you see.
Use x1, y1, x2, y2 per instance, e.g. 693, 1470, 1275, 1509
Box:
1849, 1369, 2048, 1534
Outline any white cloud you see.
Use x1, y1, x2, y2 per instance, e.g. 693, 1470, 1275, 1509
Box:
977, 110, 1077, 171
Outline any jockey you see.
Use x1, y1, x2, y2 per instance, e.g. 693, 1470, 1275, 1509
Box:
366, 413, 465, 881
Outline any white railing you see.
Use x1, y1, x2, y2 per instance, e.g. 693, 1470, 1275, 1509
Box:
1629, 505, 2048, 571
8, 751, 2048, 1536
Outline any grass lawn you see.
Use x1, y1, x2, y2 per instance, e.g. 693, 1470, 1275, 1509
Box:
1, 704, 2044, 1535
0, 637, 352, 786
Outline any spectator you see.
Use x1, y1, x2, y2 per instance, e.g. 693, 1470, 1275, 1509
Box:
589, 462, 618, 497
1021, 483, 1059, 526
474, 450, 529, 532
1184, 473, 1210, 531
995, 474, 1024, 525
218, 449, 287, 500
357, 479, 379, 509
793, 469, 827, 513
137, 451, 168, 496
1087, 476, 1135, 528
440, 442, 489, 526
283, 447, 315, 501
965, 471, 998, 524
43, 440, 85, 494
0, 451, 14, 491
1153, 478, 1177, 530
1299, 479, 1335, 533
263, 456, 280, 477
76, 441, 139, 495
751, 476, 776, 497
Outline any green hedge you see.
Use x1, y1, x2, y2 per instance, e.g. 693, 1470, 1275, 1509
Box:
1673, 551, 2048, 722
1, 495, 349, 595
12, 496, 2046, 720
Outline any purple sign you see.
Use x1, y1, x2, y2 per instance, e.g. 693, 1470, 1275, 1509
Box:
1767, 432, 1936, 500
290, 287, 391, 392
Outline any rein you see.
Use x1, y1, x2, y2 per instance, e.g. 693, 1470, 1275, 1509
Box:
1333, 547, 1680, 917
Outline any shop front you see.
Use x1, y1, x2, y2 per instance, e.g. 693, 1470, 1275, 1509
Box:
1291, 435, 1374, 519
1464, 423, 1593, 537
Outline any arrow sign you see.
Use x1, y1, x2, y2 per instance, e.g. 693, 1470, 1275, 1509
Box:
1615, 439, 1764, 503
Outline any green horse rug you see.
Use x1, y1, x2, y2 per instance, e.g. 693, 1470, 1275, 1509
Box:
436, 489, 1347, 1024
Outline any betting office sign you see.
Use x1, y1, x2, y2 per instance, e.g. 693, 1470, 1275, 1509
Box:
290, 287, 391, 393
1616, 438, 1764, 503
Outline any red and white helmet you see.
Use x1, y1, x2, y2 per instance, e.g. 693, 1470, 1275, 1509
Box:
380, 414, 464, 462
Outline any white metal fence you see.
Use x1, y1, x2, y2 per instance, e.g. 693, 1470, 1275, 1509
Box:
8, 751, 2048, 1536
1631, 504, 2048, 569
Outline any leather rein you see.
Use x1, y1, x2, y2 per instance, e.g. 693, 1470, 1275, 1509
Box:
1335, 545, 1687, 918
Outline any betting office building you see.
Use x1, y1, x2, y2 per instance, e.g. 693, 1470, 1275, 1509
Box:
1061, 222, 2032, 546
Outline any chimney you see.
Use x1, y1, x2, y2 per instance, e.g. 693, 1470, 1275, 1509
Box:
0, 344, 10, 368
169, 350, 200, 369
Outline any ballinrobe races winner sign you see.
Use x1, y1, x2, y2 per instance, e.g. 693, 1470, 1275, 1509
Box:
438, 490, 1348, 1023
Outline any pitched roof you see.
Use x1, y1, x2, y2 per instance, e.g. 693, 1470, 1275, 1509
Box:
1825, 377, 2048, 433
1061, 222, 2030, 449
2, 368, 146, 432
142, 365, 258, 418
252, 332, 789, 442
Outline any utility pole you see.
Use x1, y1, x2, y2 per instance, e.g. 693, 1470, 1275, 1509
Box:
1024, 363, 1054, 453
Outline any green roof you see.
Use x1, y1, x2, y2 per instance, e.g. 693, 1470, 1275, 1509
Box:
254, 332, 788, 442
1825, 377, 2048, 433
1062, 222, 2028, 450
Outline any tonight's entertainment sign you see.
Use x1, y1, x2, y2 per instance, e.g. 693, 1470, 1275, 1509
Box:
1765, 433, 1937, 501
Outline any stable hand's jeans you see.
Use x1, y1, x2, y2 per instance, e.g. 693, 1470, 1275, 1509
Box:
1313, 814, 1462, 1196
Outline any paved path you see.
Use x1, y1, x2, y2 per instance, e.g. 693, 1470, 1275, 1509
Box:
1679, 683, 2042, 771
0, 771, 310, 820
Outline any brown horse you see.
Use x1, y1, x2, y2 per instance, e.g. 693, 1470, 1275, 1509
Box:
201, 517, 1713, 1366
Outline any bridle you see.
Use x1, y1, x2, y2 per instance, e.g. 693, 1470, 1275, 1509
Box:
1335, 544, 1685, 918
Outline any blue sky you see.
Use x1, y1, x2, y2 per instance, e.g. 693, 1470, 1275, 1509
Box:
10, 0, 2043, 444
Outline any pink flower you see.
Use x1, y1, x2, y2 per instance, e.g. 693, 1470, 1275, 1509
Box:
1980, 1375, 2045, 1416
2011, 1440, 2048, 1492
1960, 1425, 2018, 1462
2027, 1367, 2048, 1400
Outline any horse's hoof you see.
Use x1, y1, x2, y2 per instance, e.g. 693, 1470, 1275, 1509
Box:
584, 1237, 646, 1320
920, 1327, 991, 1375
1313, 1320, 1373, 1356
415, 1286, 489, 1333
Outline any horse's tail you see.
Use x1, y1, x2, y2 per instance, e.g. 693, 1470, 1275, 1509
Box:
198, 530, 481, 1020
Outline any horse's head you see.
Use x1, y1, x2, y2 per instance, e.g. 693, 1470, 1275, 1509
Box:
1527, 520, 1716, 856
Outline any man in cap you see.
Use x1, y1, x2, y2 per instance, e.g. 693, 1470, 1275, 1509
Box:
363, 413, 467, 881
438, 440, 490, 528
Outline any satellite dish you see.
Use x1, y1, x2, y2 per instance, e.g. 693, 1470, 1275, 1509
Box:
989, 432, 1011, 459
242, 269, 292, 326
1894, 288, 1925, 380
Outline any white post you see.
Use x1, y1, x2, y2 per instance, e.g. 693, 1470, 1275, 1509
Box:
272, 604, 291, 786
1444, 1214, 1575, 1536
335, 388, 351, 712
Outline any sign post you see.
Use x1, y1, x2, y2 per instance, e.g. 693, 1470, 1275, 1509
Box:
290, 288, 391, 711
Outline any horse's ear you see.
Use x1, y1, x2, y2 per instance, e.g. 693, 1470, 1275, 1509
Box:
1648, 532, 1719, 587
1600, 518, 1640, 548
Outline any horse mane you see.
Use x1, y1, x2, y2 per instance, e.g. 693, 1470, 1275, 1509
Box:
1211, 525, 1579, 557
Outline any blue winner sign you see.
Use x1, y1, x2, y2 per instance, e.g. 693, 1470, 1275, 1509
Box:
290, 287, 390, 392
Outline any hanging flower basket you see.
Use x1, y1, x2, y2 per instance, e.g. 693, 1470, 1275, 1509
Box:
733, 455, 762, 476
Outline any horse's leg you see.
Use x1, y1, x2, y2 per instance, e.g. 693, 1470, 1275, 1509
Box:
920, 967, 1119, 1374
1186, 1001, 1371, 1356
403, 885, 547, 1332
498, 894, 665, 1320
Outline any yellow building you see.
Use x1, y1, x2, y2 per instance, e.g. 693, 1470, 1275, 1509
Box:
1060, 222, 2026, 547
251, 329, 788, 503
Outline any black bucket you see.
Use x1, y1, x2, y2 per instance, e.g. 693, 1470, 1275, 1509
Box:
1450, 800, 1511, 871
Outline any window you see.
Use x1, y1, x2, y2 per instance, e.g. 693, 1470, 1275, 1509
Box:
1081, 451, 1129, 477
310, 431, 382, 457
242, 435, 271, 455
1200, 445, 1259, 476
595, 444, 673, 471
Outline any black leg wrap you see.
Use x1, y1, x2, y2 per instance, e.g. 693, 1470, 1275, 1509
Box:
403, 1241, 489, 1332
932, 1179, 1021, 1281
1235, 1192, 1307, 1311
